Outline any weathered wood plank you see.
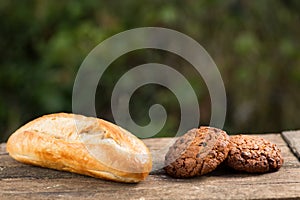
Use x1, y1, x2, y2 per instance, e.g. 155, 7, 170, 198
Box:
1, 171, 300, 200
282, 130, 300, 160
1, 134, 300, 200
0, 143, 6, 155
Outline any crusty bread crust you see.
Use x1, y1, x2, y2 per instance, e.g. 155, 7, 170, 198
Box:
6, 113, 152, 183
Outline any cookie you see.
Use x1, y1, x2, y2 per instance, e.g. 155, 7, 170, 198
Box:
226, 135, 284, 173
164, 126, 230, 178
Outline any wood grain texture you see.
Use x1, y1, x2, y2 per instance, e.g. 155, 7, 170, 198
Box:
282, 130, 300, 160
1, 134, 300, 200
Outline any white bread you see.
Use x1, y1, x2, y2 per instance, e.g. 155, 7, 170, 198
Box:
6, 113, 152, 183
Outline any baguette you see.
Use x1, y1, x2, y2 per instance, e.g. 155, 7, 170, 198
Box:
6, 113, 152, 183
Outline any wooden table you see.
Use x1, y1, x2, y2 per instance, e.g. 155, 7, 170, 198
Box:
1, 132, 299, 200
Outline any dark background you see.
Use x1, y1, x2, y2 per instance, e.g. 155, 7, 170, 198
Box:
1, 0, 300, 142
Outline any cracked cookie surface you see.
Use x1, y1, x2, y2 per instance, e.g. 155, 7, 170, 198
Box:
226, 135, 284, 173
164, 127, 230, 178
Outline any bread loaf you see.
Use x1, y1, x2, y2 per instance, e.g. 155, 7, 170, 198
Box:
6, 113, 152, 183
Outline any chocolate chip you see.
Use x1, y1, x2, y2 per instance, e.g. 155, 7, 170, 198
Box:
199, 142, 207, 147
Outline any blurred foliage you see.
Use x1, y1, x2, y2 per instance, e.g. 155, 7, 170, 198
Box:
1, 0, 300, 142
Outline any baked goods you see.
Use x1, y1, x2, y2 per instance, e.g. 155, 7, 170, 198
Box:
164, 127, 230, 178
6, 113, 152, 183
226, 135, 283, 173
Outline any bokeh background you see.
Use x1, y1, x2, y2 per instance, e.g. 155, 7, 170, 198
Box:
1, 0, 300, 142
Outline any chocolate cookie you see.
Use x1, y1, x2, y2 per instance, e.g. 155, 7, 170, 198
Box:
226, 135, 284, 173
164, 126, 230, 178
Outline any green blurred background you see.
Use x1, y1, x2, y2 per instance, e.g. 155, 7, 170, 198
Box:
1, 0, 300, 142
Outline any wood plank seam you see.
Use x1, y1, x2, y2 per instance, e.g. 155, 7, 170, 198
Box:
281, 131, 300, 161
